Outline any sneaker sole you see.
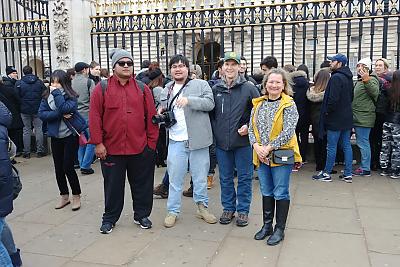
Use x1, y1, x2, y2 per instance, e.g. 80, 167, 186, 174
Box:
133, 220, 152, 229
236, 221, 249, 227
341, 179, 353, 183
99, 228, 113, 234
390, 176, 400, 179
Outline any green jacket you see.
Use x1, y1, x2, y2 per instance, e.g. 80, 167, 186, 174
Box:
352, 72, 380, 127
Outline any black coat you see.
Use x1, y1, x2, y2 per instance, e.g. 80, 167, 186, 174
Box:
16, 74, 46, 115
291, 71, 310, 128
319, 66, 354, 137
0, 77, 23, 129
211, 76, 260, 150
0, 101, 13, 218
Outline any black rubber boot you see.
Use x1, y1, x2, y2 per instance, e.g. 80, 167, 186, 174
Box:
267, 200, 290, 246
254, 196, 275, 240
10, 248, 22, 267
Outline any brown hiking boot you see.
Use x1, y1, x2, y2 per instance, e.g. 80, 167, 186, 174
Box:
207, 175, 214, 189
182, 185, 193, 197
71, 195, 81, 211
55, 194, 70, 209
219, 210, 235, 224
153, 183, 168, 198
196, 203, 217, 224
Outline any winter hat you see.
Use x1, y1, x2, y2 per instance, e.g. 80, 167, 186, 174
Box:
6, 66, 17, 75
74, 62, 90, 72
357, 58, 372, 69
110, 48, 134, 68
148, 68, 162, 80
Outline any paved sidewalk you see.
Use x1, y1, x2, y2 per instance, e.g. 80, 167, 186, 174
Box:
7, 157, 400, 267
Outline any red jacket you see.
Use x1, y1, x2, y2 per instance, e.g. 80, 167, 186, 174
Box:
89, 76, 158, 155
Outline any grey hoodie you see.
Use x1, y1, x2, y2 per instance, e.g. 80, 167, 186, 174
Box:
160, 79, 215, 150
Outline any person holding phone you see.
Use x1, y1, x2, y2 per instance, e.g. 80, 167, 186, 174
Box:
352, 58, 380, 177
38, 70, 84, 211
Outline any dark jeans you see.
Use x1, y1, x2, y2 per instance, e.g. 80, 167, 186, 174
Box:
101, 147, 156, 224
51, 135, 81, 195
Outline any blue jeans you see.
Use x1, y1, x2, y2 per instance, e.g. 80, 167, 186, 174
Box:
354, 126, 372, 171
167, 140, 209, 215
325, 130, 353, 176
78, 119, 95, 170
258, 163, 293, 200
1, 221, 16, 255
0, 218, 12, 267
216, 146, 253, 214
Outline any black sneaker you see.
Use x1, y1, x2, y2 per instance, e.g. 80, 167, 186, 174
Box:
236, 213, 249, 227
312, 171, 332, 182
219, 210, 235, 224
36, 152, 46, 158
134, 217, 152, 229
381, 168, 391, 176
390, 171, 400, 179
100, 222, 115, 234
23, 153, 30, 159
81, 168, 95, 175
339, 174, 353, 183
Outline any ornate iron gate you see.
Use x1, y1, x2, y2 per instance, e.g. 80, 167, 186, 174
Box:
90, 0, 400, 78
0, 0, 52, 78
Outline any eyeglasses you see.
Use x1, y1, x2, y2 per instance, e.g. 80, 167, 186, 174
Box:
116, 61, 133, 67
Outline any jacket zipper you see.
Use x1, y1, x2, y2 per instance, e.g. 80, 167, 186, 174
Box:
222, 97, 224, 114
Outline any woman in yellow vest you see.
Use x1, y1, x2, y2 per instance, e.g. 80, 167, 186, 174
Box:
249, 68, 301, 246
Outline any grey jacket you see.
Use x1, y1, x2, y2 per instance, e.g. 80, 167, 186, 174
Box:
160, 79, 215, 150
71, 73, 95, 119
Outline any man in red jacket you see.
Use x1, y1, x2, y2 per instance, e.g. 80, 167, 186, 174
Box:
89, 49, 159, 234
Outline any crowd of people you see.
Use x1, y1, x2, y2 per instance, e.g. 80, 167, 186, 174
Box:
1, 47, 399, 266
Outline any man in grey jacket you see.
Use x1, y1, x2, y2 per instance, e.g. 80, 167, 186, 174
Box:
159, 54, 217, 228
71, 62, 95, 175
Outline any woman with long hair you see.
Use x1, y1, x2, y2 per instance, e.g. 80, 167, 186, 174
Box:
307, 68, 330, 172
380, 69, 400, 178
38, 70, 83, 210
249, 68, 301, 246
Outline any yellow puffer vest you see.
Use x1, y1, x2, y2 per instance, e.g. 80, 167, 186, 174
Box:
251, 93, 302, 167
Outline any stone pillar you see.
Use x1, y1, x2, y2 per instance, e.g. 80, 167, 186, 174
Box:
49, 0, 94, 70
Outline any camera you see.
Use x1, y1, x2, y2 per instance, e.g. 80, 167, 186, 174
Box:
152, 111, 177, 128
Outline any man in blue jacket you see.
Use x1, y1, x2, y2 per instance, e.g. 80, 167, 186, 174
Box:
313, 53, 354, 183
15, 66, 47, 158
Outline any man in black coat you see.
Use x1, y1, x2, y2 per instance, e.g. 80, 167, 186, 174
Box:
313, 53, 354, 183
1, 67, 23, 156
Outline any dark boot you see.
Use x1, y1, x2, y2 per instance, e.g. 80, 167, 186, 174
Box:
10, 248, 22, 267
254, 196, 275, 240
267, 200, 290, 246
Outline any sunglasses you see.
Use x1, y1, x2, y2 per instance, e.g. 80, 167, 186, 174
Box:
116, 61, 133, 67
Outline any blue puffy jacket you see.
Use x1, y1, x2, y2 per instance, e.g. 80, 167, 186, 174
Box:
38, 89, 86, 137
0, 101, 13, 218
16, 74, 46, 115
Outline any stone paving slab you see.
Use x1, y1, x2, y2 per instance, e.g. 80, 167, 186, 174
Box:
7, 157, 400, 266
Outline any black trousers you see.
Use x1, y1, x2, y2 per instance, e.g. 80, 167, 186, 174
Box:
51, 135, 81, 195
370, 114, 384, 170
156, 125, 167, 166
101, 146, 156, 224
296, 124, 309, 162
8, 128, 23, 153
311, 124, 327, 171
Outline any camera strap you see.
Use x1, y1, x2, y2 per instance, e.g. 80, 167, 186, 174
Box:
167, 78, 191, 111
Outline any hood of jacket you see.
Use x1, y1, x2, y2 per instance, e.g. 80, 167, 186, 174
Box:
2, 76, 16, 86
307, 87, 325, 103
21, 74, 39, 84
332, 66, 353, 79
